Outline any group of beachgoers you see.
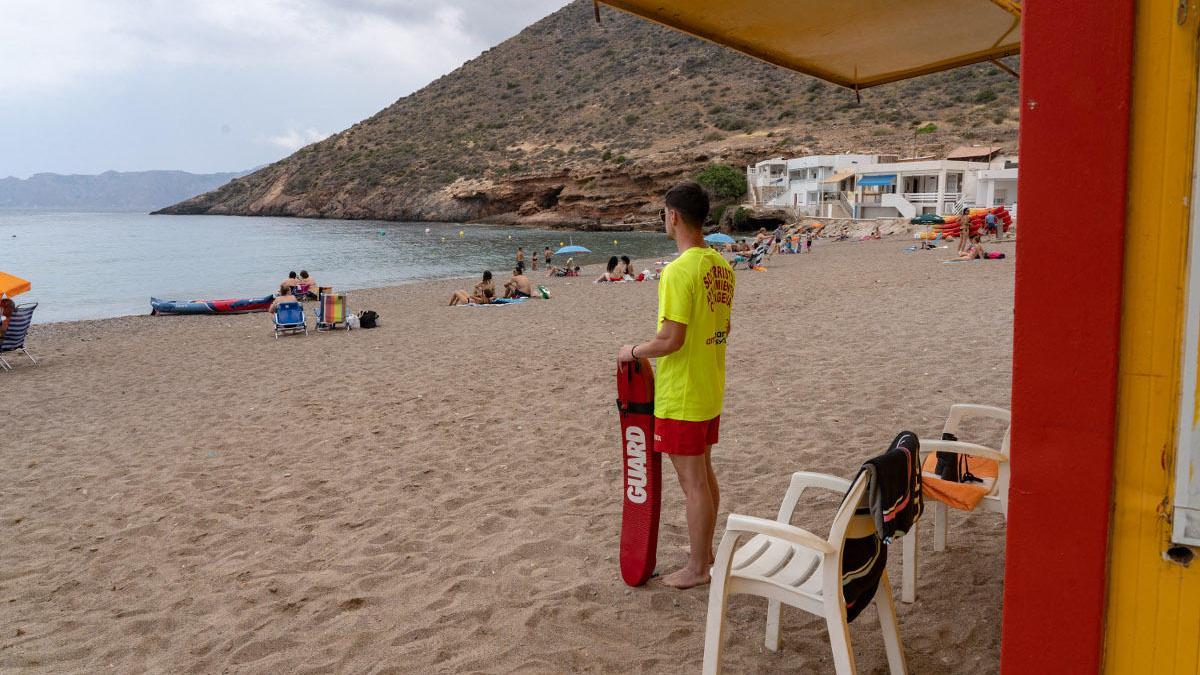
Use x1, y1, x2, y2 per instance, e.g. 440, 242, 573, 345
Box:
448, 266, 538, 306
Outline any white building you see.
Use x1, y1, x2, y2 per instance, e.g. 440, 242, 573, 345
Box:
747, 147, 1018, 219
746, 154, 881, 216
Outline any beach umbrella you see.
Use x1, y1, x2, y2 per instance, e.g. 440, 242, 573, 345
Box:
595, 0, 1020, 90
0, 271, 30, 297
704, 232, 736, 245
556, 245, 592, 254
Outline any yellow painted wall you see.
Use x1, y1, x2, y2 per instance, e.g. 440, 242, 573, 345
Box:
1103, 2, 1200, 673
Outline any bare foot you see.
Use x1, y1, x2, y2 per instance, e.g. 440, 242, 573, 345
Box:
660, 567, 710, 589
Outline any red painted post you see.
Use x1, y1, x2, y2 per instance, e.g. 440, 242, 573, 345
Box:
1001, 2, 1134, 672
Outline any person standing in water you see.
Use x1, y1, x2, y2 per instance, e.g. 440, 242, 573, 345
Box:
619, 181, 735, 589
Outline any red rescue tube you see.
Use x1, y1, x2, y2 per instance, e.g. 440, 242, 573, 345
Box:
617, 357, 661, 586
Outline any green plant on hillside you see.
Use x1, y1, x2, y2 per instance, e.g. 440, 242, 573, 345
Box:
732, 206, 749, 229
695, 164, 747, 203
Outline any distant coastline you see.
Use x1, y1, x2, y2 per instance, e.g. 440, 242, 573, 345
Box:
0, 169, 250, 211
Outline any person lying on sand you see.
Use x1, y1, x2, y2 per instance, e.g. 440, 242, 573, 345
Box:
547, 265, 580, 277
450, 271, 495, 305
269, 285, 299, 313
504, 267, 534, 298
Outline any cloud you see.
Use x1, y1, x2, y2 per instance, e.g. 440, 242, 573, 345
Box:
262, 126, 330, 151
0, 0, 572, 176
0, 0, 570, 98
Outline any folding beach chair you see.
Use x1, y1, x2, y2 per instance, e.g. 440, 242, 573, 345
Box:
315, 293, 351, 331
0, 302, 38, 371
272, 301, 307, 338
703, 471, 907, 674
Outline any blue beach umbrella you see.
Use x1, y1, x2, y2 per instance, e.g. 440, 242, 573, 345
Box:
555, 245, 591, 254
704, 232, 736, 245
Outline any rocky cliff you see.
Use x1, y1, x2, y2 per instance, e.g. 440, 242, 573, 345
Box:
157, 1, 1019, 228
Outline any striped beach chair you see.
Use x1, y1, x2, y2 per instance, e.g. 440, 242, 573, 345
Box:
0, 302, 38, 371
315, 293, 350, 331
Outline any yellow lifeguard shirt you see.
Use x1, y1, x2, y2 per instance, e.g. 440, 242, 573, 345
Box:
654, 246, 735, 421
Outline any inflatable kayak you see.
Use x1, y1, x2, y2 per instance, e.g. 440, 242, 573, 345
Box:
150, 295, 274, 315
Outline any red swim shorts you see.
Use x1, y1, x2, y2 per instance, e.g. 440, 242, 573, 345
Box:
653, 416, 720, 456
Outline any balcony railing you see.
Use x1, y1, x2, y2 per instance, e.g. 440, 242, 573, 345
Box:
904, 192, 961, 203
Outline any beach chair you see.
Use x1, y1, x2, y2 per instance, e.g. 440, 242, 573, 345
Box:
703, 471, 907, 675
272, 301, 307, 338
0, 303, 38, 371
900, 404, 1011, 603
315, 293, 351, 331
292, 282, 313, 300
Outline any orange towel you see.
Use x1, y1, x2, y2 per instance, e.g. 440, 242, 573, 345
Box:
920, 454, 998, 511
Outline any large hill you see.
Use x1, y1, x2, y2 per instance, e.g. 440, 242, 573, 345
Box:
2, 170, 244, 211
158, 1, 1019, 228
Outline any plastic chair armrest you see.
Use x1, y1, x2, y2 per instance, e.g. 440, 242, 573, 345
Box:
724, 514, 835, 554
948, 403, 1011, 424
918, 439, 1008, 462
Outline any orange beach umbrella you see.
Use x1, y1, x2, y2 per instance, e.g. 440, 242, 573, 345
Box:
0, 271, 31, 298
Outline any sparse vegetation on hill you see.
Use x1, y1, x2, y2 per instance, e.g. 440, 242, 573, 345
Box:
158, 0, 1019, 228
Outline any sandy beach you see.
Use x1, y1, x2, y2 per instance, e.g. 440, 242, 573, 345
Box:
2, 238, 1014, 673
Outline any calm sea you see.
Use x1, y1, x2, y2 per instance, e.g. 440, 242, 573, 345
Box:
0, 210, 676, 323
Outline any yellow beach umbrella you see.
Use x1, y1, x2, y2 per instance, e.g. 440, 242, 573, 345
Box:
596, 0, 1020, 89
0, 271, 30, 297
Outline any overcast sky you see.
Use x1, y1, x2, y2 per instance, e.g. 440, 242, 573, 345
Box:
0, 0, 571, 178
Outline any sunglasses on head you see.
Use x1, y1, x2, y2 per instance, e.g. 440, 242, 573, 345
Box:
659, 208, 667, 222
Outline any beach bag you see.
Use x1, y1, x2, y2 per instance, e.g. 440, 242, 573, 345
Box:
358, 310, 379, 328
934, 433, 983, 483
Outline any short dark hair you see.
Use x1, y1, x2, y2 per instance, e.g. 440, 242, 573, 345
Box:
288, 271, 297, 279
482, 270, 492, 282
514, 266, 523, 275
299, 270, 309, 279
665, 181, 709, 227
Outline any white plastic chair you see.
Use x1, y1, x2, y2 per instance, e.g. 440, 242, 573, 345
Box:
900, 404, 1011, 603
702, 471, 907, 675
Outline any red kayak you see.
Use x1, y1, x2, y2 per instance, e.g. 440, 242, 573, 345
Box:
617, 357, 661, 586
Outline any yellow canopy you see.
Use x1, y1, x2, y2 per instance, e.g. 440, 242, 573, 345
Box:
0, 271, 30, 298
595, 0, 1020, 89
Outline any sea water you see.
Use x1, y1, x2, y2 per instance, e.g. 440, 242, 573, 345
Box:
0, 210, 677, 323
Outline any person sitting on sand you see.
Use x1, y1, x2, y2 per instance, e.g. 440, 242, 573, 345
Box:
280, 271, 299, 293
950, 233, 987, 261
269, 285, 299, 313
596, 256, 622, 282
620, 255, 634, 279
449, 271, 495, 306
295, 270, 318, 299
504, 266, 534, 298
